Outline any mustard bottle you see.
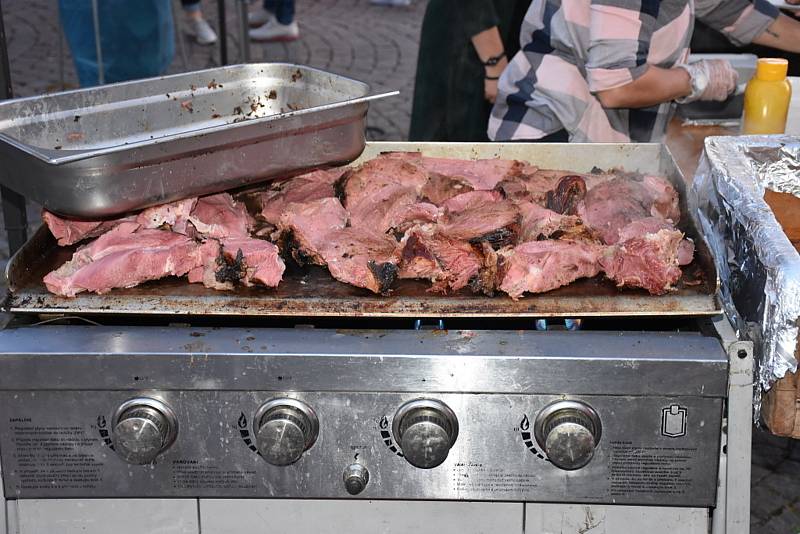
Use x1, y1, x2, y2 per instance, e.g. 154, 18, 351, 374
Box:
742, 58, 792, 135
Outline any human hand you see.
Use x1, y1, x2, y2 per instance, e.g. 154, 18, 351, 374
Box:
484, 56, 508, 104
697, 59, 738, 101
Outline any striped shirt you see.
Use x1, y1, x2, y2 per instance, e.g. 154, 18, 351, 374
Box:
488, 0, 779, 142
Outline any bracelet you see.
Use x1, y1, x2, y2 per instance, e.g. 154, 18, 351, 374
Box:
485, 74, 500, 81
483, 52, 506, 67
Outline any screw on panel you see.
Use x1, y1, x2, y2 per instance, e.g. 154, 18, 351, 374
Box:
737, 349, 748, 359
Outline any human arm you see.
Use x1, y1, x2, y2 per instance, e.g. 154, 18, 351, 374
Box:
457, 0, 508, 103
595, 66, 691, 108
471, 26, 509, 103
752, 13, 800, 52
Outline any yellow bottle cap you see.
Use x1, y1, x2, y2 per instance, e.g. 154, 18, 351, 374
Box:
756, 58, 788, 81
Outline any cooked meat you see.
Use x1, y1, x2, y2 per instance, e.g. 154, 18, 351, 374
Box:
384, 202, 441, 235
398, 225, 485, 293
617, 217, 694, 266
410, 155, 530, 191
577, 176, 680, 244
518, 201, 595, 242
497, 240, 603, 299
600, 228, 684, 295
136, 198, 197, 235
420, 173, 475, 205
349, 186, 421, 232
220, 238, 285, 287
187, 240, 232, 290
42, 211, 134, 246
545, 175, 587, 215
337, 154, 429, 209
260, 169, 343, 225
319, 228, 400, 294
277, 198, 349, 266
189, 193, 254, 239
438, 191, 520, 247
44, 222, 204, 297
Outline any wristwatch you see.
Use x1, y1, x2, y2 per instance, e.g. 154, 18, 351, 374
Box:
675, 63, 709, 104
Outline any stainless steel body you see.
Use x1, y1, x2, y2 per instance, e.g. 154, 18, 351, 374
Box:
3, 142, 720, 318
0, 64, 391, 218
0, 326, 725, 505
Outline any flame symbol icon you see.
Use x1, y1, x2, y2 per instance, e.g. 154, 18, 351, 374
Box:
379, 415, 389, 429
520, 414, 530, 431
97, 415, 107, 429
237, 412, 248, 429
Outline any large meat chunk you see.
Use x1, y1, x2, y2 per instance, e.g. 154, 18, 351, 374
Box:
277, 198, 349, 266
497, 240, 603, 299
393, 153, 531, 191
438, 191, 520, 248
398, 225, 489, 293
43, 222, 203, 297
600, 228, 684, 295
577, 176, 680, 244
260, 169, 344, 225
319, 228, 400, 294
189, 238, 285, 290
189, 193, 254, 239
545, 175, 587, 215
338, 154, 429, 206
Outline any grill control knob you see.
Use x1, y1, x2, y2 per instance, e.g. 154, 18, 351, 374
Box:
392, 399, 458, 469
343, 463, 370, 495
254, 398, 319, 466
111, 398, 178, 465
534, 400, 602, 471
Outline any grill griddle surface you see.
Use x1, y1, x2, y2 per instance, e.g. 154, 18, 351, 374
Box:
5, 226, 720, 318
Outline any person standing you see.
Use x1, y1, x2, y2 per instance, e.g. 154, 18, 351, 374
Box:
409, 0, 531, 142
180, 0, 218, 45
249, 0, 299, 42
489, 0, 800, 143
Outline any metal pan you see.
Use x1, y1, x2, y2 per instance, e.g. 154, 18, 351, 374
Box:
3, 142, 720, 318
0, 63, 395, 218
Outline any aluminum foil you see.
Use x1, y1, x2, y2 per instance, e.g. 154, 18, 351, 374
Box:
691, 135, 800, 410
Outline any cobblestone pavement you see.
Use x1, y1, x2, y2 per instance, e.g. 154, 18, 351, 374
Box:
2, 2, 800, 532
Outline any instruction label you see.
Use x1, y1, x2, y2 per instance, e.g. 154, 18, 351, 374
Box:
609, 441, 697, 496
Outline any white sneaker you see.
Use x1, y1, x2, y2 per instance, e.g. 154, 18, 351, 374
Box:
248, 8, 274, 28
249, 19, 299, 42
189, 17, 218, 45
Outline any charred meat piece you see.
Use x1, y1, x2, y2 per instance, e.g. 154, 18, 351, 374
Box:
189, 193, 254, 239
277, 198, 349, 266
398, 225, 486, 293
221, 238, 285, 287
497, 240, 603, 299
260, 169, 344, 225
420, 173, 474, 205
600, 228, 684, 295
390, 153, 532, 191
545, 175, 587, 215
577, 176, 680, 244
319, 228, 400, 294
438, 191, 520, 248
44, 222, 205, 297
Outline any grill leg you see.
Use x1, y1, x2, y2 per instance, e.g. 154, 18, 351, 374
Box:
217, 0, 228, 65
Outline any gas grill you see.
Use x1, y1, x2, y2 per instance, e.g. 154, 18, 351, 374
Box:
0, 143, 754, 534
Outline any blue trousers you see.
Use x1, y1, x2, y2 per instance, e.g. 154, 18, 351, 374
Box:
263, 0, 295, 24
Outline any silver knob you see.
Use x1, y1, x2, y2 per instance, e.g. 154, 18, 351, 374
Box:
343, 463, 369, 495
254, 398, 319, 466
534, 400, 602, 471
111, 398, 178, 465
392, 399, 458, 469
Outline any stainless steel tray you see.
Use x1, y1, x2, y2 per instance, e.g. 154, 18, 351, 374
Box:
0, 63, 393, 218
3, 142, 721, 318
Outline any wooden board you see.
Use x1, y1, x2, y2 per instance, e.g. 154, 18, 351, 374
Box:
762, 188, 800, 438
